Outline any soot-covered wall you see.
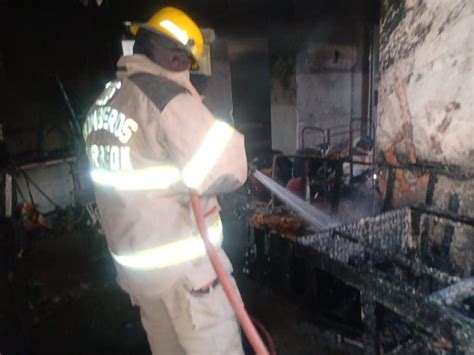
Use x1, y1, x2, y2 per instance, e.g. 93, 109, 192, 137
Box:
377, 0, 474, 275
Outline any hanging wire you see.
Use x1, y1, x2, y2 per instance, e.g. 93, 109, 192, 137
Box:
22, 170, 35, 205
14, 178, 27, 203
73, 205, 86, 225
19, 168, 59, 209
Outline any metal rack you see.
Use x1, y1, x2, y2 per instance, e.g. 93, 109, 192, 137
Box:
300, 118, 372, 180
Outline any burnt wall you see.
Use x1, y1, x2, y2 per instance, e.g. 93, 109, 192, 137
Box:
191, 37, 233, 124
377, 0, 474, 275
269, 22, 297, 155
270, 0, 374, 153
228, 36, 272, 157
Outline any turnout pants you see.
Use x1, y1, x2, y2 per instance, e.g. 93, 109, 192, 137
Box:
132, 275, 244, 355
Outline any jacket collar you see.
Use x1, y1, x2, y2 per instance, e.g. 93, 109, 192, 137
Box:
116, 54, 201, 100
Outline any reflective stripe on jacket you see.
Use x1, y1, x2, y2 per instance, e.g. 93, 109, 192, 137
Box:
83, 54, 247, 295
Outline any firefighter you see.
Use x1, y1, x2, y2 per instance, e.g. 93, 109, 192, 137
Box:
83, 7, 247, 354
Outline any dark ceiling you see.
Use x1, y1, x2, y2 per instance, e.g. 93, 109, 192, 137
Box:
0, 0, 378, 156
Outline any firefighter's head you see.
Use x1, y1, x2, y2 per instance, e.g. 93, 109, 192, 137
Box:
130, 7, 204, 72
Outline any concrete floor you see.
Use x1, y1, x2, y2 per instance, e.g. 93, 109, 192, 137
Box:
3, 191, 362, 355
221, 209, 362, 355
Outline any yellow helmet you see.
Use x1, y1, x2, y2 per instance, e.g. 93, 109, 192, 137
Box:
130, 7, 204, 66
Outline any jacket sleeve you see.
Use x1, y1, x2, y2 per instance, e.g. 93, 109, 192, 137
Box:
161, 93, 248, 196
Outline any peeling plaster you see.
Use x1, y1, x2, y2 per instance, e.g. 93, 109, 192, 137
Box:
378, 0, 474, 274
378, 0, 474, 168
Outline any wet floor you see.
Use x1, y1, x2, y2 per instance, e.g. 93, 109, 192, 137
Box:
2, 194, 361, 355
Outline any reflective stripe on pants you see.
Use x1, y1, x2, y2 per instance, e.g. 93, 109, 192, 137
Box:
111, 218, 223, 270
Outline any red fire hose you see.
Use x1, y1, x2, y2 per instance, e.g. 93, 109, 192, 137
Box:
190, 192, 275, 355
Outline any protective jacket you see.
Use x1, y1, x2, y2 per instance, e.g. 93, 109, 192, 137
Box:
83, 54, 247, 295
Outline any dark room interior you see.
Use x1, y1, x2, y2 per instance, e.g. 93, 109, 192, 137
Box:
1, 0, 473, 354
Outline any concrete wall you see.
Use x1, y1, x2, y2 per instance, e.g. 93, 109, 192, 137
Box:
377, 0, 474, 168
377, 0, 474, 275
271, 104, 297, 155
228, 36, 272, 157
296, 20, 355, 149
16, 161, 76, 213
268, 13, 372, 153
191, 37, 234, 124
270, 49, 297, 155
